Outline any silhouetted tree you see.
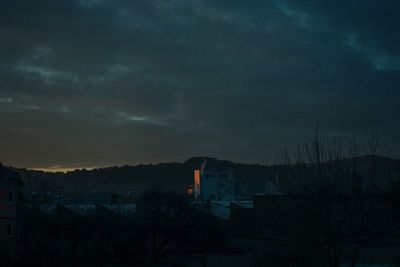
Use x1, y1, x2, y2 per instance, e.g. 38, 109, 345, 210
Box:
274, 129, 394, 267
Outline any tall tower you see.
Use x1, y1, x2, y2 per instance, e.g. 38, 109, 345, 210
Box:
194, 169, 201, 199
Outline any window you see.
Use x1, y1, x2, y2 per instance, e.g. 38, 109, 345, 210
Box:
6, 224, 13, 237
8, 191, 14, 203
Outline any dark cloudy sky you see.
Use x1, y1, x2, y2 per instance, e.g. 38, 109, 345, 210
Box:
1, 0, 400, 170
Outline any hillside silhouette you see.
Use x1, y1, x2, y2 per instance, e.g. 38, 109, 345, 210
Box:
6, 155, 400, 197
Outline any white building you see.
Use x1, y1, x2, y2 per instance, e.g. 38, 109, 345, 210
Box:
194, 168, 235, 201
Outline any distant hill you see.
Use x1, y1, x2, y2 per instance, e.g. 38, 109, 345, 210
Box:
271, 155, 400, 193
5, 155, 400, 197
11, 157, 270, 197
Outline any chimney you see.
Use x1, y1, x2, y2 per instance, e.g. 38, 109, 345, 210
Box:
201, 158, 207, 174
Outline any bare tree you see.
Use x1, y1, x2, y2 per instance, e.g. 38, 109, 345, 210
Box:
273, 129, 394, 267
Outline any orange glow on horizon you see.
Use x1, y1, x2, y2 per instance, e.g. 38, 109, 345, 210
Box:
30, 166, 98, 173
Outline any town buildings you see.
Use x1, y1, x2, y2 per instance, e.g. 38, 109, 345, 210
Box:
2, 160, 400, 266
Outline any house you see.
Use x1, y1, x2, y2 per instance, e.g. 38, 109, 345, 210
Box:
16, 202, 145, 266
0, 164, 25, 260
194, 167, 235, 201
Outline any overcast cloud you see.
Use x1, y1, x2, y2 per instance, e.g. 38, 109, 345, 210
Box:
0, 0, 399, 169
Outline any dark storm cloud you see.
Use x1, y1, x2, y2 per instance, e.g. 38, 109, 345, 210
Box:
1, 0, 399, 168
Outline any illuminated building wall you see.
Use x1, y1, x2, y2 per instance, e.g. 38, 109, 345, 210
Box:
194, 170, 201, 199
